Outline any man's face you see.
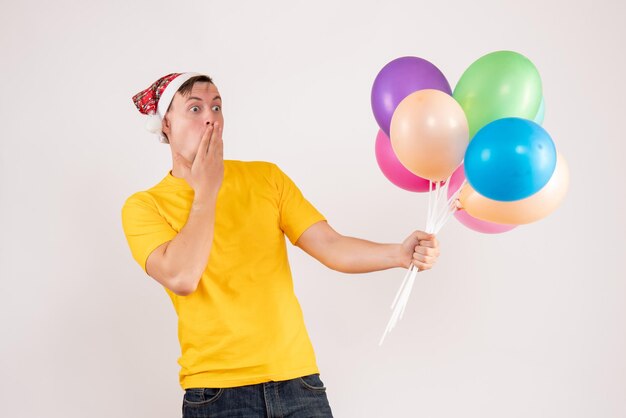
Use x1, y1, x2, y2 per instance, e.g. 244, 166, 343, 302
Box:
162, 82, 223, 160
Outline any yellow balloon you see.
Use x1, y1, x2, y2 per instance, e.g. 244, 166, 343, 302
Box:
390, 89, 469, 181
459, 153, 569, 224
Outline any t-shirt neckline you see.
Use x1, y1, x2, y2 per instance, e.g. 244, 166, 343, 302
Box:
165, 170, 192, 190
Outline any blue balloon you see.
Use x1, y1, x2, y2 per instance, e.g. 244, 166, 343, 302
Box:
465, 117, 557, 201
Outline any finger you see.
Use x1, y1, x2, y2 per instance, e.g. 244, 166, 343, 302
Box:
413, 252, 436, 265
412, 230, 435, 241
417, 240, 438, 249
413, 247, 437, 257
209, 122, 224, 157
197, 123, 214, 159
417, 241, 437, 249
412, 259, 432, 271
209, 121, 221, 146
216, 121, 223, 140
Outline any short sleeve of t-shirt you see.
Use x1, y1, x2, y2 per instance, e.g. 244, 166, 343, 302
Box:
272, 164, 326, 245
121, 193, 178, 273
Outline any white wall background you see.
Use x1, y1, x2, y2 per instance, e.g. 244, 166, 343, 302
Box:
1, 0, 624, 417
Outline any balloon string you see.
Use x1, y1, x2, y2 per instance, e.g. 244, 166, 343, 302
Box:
433, 181, 442, 232
426, 180, 440, 233
426, 181, 434, 232
398, 271, 417, 320
390, 265, 413, 309
433, 177, 463, 232
435, 203, 457, 233
432, 182, 440, 229
426, 182, 441, 234
380, 176, 466, 346
380, 266, 418, 345
426, 179, 445, 234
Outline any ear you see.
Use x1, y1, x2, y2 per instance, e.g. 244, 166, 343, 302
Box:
161, 114, 171, 136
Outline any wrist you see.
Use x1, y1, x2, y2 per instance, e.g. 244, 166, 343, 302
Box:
396, 244, 412, 269
192, 191, 218, 210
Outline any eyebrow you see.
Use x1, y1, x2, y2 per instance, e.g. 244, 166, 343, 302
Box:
186, 95, 222, 102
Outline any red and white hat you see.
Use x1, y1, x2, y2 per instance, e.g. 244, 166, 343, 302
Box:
132, 72, 200, 143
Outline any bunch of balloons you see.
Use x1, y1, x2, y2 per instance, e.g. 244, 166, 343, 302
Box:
373, 51, 569, 232
373, 51, 569, 344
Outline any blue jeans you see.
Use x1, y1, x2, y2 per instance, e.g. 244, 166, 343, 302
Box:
182, 373, 334, 418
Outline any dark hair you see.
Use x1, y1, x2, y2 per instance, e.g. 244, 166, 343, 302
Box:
166, 75, 214, 112
162, 75, 214, 143
177, 75, 214, 97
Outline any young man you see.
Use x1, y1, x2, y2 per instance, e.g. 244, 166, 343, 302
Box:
122, 72, 440, 418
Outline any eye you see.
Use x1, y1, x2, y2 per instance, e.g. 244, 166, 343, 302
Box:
190, 105, 200, 113
212, 105, 221, 112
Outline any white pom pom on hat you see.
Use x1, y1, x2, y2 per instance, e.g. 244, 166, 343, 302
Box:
145, 113, 162, 134
132, 72, 201, 143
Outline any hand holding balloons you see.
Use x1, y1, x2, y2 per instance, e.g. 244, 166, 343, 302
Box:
371, 51, 568, 345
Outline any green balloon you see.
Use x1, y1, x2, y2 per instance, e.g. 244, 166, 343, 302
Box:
453, 51, 543, 139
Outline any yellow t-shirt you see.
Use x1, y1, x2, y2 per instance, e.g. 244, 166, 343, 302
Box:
121, 160, 326, 389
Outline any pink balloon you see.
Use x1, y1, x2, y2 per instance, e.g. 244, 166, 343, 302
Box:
447, 164, 517, 234
375, 129, 431, 192
453, 209, 517, 234
447, 163, 467, 197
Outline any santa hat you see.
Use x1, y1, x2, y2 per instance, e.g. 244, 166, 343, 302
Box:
132, 72, 200, 143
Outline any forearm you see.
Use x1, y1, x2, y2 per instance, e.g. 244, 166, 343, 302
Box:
162, 193, 217, 292
322, 235, 405, 274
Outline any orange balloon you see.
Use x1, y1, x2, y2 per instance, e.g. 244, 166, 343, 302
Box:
390, 89, 469, 181
459, 153, 569, 224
